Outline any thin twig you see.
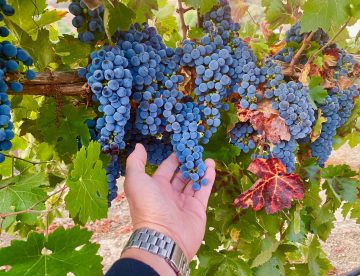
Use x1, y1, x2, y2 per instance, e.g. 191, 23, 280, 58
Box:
247, 10, 258, 26
3, 154, 54, 165
306, 17, 352, 66
177, 0, 188, 40
0, 186, 68, 219
289, 32, 315, 73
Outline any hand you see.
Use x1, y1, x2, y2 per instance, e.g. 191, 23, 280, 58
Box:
124, 143, 216, 261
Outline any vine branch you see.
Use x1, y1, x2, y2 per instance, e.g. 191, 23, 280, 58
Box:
306, 17, 352, 66
3, 154, 53, 165
0, 186, 68, 219
8, 71, 88, 97
289, 32, 315, 73
177, 0, 189, 40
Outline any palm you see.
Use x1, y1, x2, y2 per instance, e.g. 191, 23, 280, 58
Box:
124, 144, 216, 260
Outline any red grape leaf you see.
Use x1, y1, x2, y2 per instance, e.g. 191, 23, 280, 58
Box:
237, 101, 291, 144
234, 158, 305, 214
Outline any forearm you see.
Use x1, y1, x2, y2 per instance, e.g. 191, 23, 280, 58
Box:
121, 248, 176, 276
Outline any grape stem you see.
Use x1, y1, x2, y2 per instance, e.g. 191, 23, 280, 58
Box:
177, 0, 189, 40
3, 154, 54, 165
0, 186, 68, 219
306, 17, 352, 66
289, 31, 315, 73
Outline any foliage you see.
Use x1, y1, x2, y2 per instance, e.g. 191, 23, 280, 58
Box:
0, 0, 359, 275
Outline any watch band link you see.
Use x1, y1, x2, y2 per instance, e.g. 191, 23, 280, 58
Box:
123, 228, 190, 276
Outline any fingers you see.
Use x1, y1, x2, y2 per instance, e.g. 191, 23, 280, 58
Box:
153, 153, 179, 181
126, 144, 148, 177
185, 159, 216, 208
171, 169, 190, 192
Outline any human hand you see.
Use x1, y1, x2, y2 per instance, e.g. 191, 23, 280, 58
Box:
124, 143, 216, 261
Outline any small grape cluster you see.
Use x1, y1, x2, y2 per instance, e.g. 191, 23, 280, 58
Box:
311, 85, 358, 166
272, 138, 297, 172
171, 101, 207, 191
228, 122, 256, 153
0, 0, 35, 163
333, 49, 356, 78
69, 0, 105, 43
271, 81, 315, 140
274, 47, 294, 63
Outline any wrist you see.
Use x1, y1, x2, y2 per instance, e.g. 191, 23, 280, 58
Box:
133, 221, 191, 260
121, 248, 176, 276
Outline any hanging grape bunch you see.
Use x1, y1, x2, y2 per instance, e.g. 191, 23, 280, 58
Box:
0, 0, 36, 163
69, 0, 105, 43
80, 0, 359, 207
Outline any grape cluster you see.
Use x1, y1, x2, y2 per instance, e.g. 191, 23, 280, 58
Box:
270, 81, 315, 140
311, 85, 358, 166
272, 138, 297, 172
274, 47, 294, 63
87, 46, 133, 153
69, 0, 105, 43
285, 22, 305, 44
171, 101, 207, 191
203, 0, 263, 112
333, 49, 356, 78
0, 0, 35, 163
285, 22, 329, 46
229, 123, 256, 153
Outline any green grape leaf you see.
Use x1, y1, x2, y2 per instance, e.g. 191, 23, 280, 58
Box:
203, 105, 241, 163
350, 201, 360, 224
127, 0, 158, 23
193, 251, 252, 276
254, 255, 284, 276
341, 132, 360, 148
103, 1, 135, 39
154, 3, 181, 48
308, 77, 328, 104
36, 99, 93, 160
262, 0, 304, 28
0, 173, 48, 229
251, 240, 280, 268
300, 0, 350, 32
0, 226, 103, 275
7, 0, 66, 40
307, 236, 332, 275
321, 164, 359, 203
183, 0, 218, 15
55, 35, 92, 66
65, 142, 108, 224
188, 26, 205, 40
4, 20, 55, 70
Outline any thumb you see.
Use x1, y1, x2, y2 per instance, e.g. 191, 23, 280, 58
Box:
126, 143, 147, 176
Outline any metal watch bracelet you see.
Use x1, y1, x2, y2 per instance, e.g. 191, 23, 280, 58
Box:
122, 228, 190, 276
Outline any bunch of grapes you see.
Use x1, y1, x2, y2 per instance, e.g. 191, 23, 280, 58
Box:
333, 49, 356, 78
81, 0, 359, 204
228, 122, 256, 153
285, 22, 329, 46
274, 47, 294, 63
69, 0, 105, 43
272, 138, 297, 172
0, 0, 35, 163
311, 86, 358, 166
270, 81, 315, 140
170, 101, 207, 191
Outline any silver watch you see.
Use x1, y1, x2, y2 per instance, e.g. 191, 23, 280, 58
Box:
122, 228, 190, 276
